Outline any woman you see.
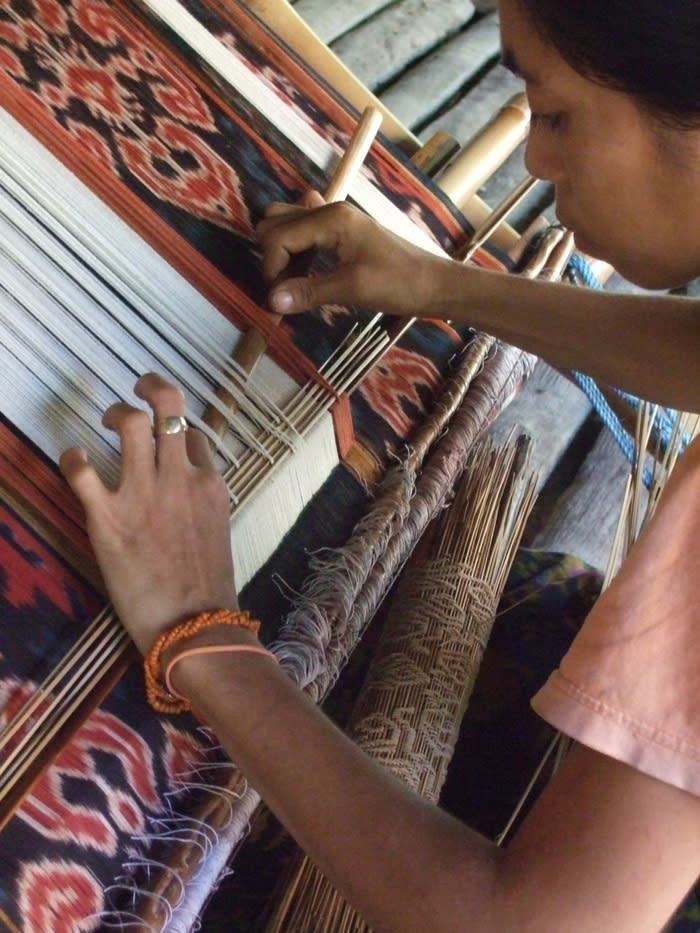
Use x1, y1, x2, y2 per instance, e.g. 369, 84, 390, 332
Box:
261, 2, 700, 412
60, 1, 700, 929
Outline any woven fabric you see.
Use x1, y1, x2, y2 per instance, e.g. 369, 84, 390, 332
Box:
0, 499, 213, 932
0, 2, 526, 929
0, 0, 499, 481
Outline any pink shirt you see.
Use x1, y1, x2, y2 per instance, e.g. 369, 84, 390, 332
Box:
532, 435, 700, 796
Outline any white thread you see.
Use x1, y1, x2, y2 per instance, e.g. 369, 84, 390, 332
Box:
0, 107, 340, 588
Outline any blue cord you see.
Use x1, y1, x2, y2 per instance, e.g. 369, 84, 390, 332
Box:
565, 254, 688, 486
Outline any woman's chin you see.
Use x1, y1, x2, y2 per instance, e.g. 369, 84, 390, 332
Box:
568, 229, 598, 259
570, 234, 690, 290
603, 258, 690, 291
556, 215, 699, 288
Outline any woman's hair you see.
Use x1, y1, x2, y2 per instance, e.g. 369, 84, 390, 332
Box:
516, 0, 700, 128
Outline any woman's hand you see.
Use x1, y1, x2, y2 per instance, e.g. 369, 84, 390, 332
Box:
59, 373, 238, 655
257, 192, 449, 319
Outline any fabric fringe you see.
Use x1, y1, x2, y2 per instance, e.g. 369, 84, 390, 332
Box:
349, 561, 499, 798
273, 336, 533, 699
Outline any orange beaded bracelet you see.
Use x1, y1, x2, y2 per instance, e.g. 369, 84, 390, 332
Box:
144, 608, 275, 714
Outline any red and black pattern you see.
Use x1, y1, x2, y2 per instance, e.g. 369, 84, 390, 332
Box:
0, 0, 501, 468
0, 499, 210, 930
0, 3, 514, 927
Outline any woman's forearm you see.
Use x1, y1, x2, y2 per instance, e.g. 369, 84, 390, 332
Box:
429, 260, 700, 411
258, 203, 699, 412
174, 648, 501, 932
169, 639, 700, 933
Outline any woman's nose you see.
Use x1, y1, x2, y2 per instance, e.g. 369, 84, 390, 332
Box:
523, 129, 562, 184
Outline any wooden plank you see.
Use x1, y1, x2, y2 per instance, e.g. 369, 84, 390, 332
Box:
488, 361, 592, 492
379, 13, 500, 131
292, 0, 395, 45
530, 428, 642, 572
248, 0, 420, 151
331, 0, 474, 92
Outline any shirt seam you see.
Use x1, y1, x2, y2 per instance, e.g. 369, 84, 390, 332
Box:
543, 671, 700, 758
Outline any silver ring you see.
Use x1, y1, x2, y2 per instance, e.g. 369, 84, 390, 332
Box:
153, 415, 188, 437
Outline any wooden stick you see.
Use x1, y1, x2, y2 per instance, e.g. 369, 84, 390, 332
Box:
323, 105, 384, 203
410, 131, 460, 177
461, 174, 539, 261
204, 105, 383, 436
244, 1, 417, 153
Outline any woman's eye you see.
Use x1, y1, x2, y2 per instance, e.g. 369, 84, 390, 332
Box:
530, 111, 563, 130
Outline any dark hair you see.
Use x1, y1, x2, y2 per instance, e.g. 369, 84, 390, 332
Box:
516, 0, 700, 128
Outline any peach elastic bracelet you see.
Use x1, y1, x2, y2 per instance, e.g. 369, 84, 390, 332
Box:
165, 643, 277, 703
144, 608, 276, 714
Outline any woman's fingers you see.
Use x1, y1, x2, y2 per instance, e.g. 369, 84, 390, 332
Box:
257, 202, 362, 284
134, 373, 188, 470
102, 402, 155, 481
99, 374, 215, 481
136, 374, 216, 472
134, 372, 186, 418
186, 427, 216, 470
262, 201, 309, 220
257, 200, 426, 317
257, 201, 364, 314
262, 190, 325, 219
299, 190, 325, 209
59, 447, 106, 508
266, 266, 360, 315
58, 374, 239, 653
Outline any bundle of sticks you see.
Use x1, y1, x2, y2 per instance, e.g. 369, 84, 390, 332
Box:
265, 433, 536, 932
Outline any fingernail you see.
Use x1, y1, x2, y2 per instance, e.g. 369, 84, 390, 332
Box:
271, 289, 293, 313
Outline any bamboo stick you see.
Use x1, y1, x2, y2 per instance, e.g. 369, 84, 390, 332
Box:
204, 105, 383, 436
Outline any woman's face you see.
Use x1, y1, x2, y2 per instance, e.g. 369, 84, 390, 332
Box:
499, 0, 700, 288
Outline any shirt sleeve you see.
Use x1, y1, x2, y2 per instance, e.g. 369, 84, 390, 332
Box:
531, 436, 700, 797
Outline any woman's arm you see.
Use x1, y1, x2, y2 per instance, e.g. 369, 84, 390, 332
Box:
257, 200, 700, 411
172, 648, 700, 933
60, 373, 700, 932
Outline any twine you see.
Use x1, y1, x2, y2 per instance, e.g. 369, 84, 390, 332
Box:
567, 253, 689, 482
